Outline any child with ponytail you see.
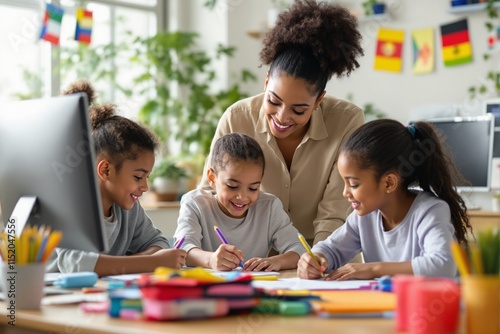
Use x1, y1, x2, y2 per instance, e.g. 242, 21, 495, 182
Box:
298, 119, 472, 280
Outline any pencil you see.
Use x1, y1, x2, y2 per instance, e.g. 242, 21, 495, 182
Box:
470, 243, 484, 275
450, 241, 470, 277
298, 233, 325, 278
214, 225, 244, 267
173, 236, 186, 249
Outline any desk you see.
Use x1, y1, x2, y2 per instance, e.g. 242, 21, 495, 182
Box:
0, 270, 467, 334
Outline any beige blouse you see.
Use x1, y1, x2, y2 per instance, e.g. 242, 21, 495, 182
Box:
200, 93, 364, 245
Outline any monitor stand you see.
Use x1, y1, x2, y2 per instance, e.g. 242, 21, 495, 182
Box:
4, 196, 38, 238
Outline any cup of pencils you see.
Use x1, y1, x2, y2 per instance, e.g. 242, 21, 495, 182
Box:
0, 225, 63, 310
451, 228, 500, 334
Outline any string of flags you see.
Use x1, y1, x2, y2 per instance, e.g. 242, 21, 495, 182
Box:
374, 18, 499, 73
39, 2, 93, 46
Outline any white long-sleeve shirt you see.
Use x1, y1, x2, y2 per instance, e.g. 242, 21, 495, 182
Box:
312, 191, 458, 277
174, 189, 305, 259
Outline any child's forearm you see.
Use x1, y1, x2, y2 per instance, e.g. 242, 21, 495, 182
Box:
130, 246, 162, 256
270, 252, 301, 270
93, 254, 161, 277
185, 248, 212, 268
371, 261, 414, 277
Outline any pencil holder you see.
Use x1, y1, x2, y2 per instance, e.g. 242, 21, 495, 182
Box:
0, 262, 46, 310
462, 276, 500, 334
407, 278, 460, 334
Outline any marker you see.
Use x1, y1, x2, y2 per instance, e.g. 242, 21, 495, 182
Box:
173, 236, 186, 249
213, 225, 244, 267
298, 232, 325, 278
252, 275, 279, 281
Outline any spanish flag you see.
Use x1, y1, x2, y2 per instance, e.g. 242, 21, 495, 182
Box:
75, 9, 93, 45
374, 28, 405, 72
440, 19, 472, 67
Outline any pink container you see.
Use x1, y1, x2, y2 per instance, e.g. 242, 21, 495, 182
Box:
407, 279, 460, 334
393, 275, 425, 331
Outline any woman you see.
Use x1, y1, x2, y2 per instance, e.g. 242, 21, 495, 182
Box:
201, 0, 365, 246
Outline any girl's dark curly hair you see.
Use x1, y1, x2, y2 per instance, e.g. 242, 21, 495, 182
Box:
62, 79, 159, 171
260, 0, 364, 96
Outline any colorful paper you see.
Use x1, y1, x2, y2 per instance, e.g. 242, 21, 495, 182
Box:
412, 28, 434, 74
440, 19, 473, 67
374, 28, 405, 72
39, 3, 64, 45
75, 8, 93, 45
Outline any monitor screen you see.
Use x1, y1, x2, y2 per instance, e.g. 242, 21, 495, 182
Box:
425, 115, 495, 192
0, 94, 107, 252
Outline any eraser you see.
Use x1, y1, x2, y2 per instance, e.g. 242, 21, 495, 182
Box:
54, 272, 98, 288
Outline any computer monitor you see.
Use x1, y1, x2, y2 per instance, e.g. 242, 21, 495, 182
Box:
0, 94, 107, 252
425, 114, 495, 192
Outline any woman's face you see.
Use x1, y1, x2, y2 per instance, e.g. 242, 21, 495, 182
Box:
263, 72, 325, 140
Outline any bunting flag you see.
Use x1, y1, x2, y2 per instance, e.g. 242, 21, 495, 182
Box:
374, 28, 405, 72
39, 3, 64, 45
412, 28, 434, 74
440, 19, 472, 67
75, 8, 93, 45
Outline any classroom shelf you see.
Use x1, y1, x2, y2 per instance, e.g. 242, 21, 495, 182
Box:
447, 2, 500, 14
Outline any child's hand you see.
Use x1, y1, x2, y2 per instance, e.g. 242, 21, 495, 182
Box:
325, 263, 377, 281
297, 252, 327, 279
209, 244, 244, 271
243, 257, 281, 272
153, 248, 186, 269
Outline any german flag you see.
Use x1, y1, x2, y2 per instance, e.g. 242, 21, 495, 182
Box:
440, 19, 472, 67
374, 28, 405, 72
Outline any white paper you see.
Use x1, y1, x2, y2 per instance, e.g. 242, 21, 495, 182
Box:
251, 277, 375, 290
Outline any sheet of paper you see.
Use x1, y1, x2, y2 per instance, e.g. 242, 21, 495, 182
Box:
251, 277, 375, 291
101, 273, 144, 282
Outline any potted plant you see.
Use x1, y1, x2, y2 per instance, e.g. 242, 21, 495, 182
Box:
150, 158, 189, 202
362, 0, 386, 16
130, 31, 256, 175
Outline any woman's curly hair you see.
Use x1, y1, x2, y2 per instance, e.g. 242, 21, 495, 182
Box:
260, 0, 364, 95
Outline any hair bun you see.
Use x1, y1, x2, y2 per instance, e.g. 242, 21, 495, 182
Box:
89, 102, 117, 130
61, 79, 97, 105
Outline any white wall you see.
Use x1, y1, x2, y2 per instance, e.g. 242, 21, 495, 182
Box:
223, 0, 500, 122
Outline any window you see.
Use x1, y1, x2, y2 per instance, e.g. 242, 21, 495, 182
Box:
0, 0, 161, 115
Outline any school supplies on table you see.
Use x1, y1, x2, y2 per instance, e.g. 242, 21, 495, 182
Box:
53, 272, 98, 288
450, 228, 500, 276
297, 232, 325, 278
136, 266, 258, 320
309, 290, 396, 317
0, 225, 63, 264
452, 228, 500, 334
214, 225, 244, 267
